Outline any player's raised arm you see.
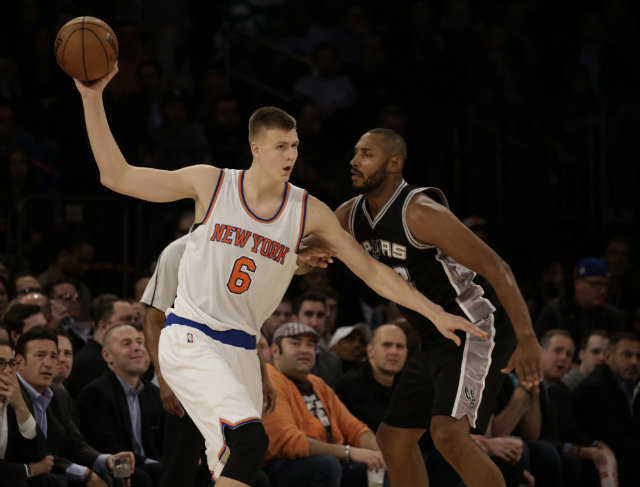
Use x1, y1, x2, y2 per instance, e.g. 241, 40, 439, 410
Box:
74, 63, 216, 208
306, 196, 487, 346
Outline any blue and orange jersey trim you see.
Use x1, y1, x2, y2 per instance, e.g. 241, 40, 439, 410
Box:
199, 169, 225, 225
239, 170, 290, 223
295, 191, 309, 253
216, 416, 263, 461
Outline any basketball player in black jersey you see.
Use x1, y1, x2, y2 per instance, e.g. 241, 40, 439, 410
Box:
335, 128, 543, 486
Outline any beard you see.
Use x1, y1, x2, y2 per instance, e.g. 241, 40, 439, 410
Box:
352, 165, 387, 193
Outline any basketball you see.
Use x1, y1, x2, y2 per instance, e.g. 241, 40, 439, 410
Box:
53, 17, 119, 83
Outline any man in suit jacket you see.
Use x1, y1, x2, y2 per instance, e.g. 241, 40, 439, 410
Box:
573, 332, 640, 487
0, 340, 57, 487
538, 330, 614, 487
77, 324, 164, 486
65, 296, 136, 398
14, 328, 134, 487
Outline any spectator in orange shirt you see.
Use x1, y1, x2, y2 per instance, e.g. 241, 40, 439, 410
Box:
263, 322, 385, 487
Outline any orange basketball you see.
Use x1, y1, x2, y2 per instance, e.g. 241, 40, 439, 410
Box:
53, 16, 119, 83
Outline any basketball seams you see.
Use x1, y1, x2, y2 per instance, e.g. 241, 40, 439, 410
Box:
84, 28, 110, 79
55, 17, 116, 82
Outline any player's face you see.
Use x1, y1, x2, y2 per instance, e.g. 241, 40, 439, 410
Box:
578, 335, 608, 375
350, 133, 390, 193
541, 334, 575, 383
368, 326, 408, 375
606, 338, 640, 383
254, 128, 299, 181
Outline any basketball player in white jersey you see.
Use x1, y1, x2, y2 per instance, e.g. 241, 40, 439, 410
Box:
73, 65, 487, 487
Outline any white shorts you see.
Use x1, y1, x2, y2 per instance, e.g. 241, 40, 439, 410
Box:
158, 321, 263, 480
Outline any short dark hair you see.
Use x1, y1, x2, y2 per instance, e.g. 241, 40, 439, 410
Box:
540, 329, 572, 349
577, 330, 609, 352
293, 291, 327, 315
92, 294, 120, 323
3, 303, 42, 337
366, 128, 407, 160
15, 327, 58, 358
607, 332, 640, 353
318, 286, 338, 302
55, 328, 72, 342
248, 106, 296, 143
44, 278, 77, 299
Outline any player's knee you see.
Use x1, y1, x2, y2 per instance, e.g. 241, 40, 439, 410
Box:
430, 418, 465, 454
221, 421, 269, 485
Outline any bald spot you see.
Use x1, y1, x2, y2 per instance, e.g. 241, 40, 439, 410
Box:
370, 324, 407, 346
102, 324, 137, 350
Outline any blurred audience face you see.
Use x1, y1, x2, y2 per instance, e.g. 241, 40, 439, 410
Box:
60, 243, 93, 278
606, 338, 640, 384
367, 324, 408, 376
295, 300, 326, 335
324, 296, 338, 335
0, 280, 8, 316
130, 301, 145, 322
330, 330, 367, 363
603, 239, 631, 278
574, 276, 610, 310
542, 333, 575, 384
23, 311, 47, 333
272, 334, 318, 381
258, 334, 272, 364
0, 327, 9, 342
18, 293, 52, 323
110, 301, 136, 327
17, 338, 58, 393
15, 275, 41, 295
55, 334, 73, 384
51, 282, 82, 319
103, 325, 148, 379
262, 300, 293, 339
578, 334, 609, 376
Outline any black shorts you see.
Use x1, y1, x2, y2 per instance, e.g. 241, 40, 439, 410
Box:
383, 307, 516, 433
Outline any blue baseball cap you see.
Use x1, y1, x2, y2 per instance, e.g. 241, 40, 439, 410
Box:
574, 257, 611, 279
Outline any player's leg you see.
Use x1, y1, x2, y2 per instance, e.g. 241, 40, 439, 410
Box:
159, 323, 267, 487
430, 414, 504, 486
376, 423, 428, 486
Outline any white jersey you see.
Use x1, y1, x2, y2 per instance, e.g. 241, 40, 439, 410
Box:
170, 168, 308, 338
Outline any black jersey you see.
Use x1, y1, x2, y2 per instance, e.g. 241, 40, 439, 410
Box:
348, 181, 499, 340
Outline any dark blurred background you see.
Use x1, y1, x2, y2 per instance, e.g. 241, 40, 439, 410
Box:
0, 0, 638, 306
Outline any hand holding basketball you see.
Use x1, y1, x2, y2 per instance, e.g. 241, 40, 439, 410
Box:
54, 17, 118, 83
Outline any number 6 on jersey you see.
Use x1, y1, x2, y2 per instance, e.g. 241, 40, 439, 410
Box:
227, 257, 256, 294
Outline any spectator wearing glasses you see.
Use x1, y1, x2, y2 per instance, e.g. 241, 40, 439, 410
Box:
44, 280, 89, 353
2, 304, 47, 348
0, 339, 58, 487
535, 258, 625, 354
37, 233, 94, 323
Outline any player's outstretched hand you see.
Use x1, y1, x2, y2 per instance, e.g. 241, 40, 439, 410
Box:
432, 310, 488, 346
73, 62, 119, 96
501, 334, 542, 387
297, 245, 336, 269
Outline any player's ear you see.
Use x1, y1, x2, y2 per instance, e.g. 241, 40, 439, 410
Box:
250, 140, 260, 158
388, 155, 404, 173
